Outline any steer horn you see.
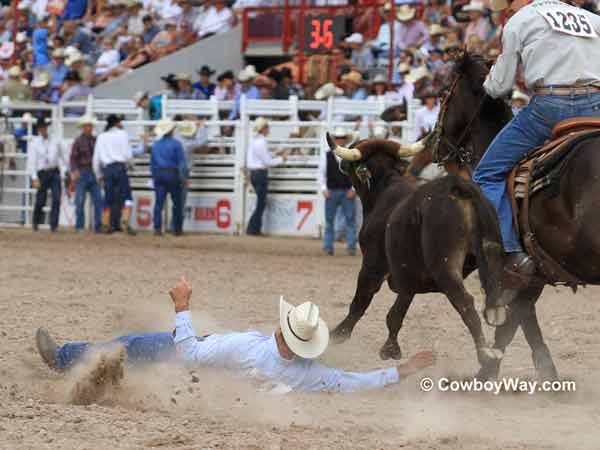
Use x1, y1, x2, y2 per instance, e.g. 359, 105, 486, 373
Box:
397, 140, 425, 157
326, 132, 362, 161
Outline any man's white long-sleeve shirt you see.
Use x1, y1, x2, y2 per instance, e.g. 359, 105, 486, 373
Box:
26, 135, 66, 180
93, 128, 134, 178
246, 135, 283, 170
174, 311, 399, 393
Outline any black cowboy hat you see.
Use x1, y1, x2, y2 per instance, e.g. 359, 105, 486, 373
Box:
160, 73, 176, 83
197, 65, 215, 76
217, 70, 234, 82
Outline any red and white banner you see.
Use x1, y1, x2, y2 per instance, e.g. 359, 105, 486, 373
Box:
183, 193, 235, 233
131, 191, 156, 231
245, 194, 320, 237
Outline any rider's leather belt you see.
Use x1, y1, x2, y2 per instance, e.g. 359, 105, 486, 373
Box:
534, 85, 600, 96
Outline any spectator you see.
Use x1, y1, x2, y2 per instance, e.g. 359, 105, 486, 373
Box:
0, 42, 14, 81
134, 90, 151, 119
214, 70, 235, 101
49, 48, 68, 88
62, 20, 95, 55
341, 71, 367, 100
31, 72, 58, 103
175, 119, 206, 213
109, 36, 152, 78
65, 52, 94, 86
371, 3, 400, 59
147, 21, 180, 59
246, 117, 288, 236
0, 66, 32, 102
318, 127, 357, 256
404, 65, 431, 98
414, 88, 440, 138
141, 15, 160, 44
462, 0, 490, 45
192, 65, 216, 98
444, 27, 463, 50
70, 114, 103, 233
32, 16, 50, 68
229, 65, 259, 120
196, 0, 232, 39
178, 0, 200, 29
93, 114, 137, 234
159, 0, 183, 20
127, 1, 146, 36
151, 118, 187, 236
60, 70, 92, 116
426, 24, 446, 52
95, 37, 121, 77
27, 118, 66, 232
342, 32, 372, 72
395, 5, 429, 51
511, 90, 530, 116
148, 74, 178, 120
175, 72, 205, 100
368, 73, 387, 98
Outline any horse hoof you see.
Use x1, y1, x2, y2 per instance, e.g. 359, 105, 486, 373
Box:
476, 364, 500, 381
330, 327, 351, 345
478, 347, 504, 367
484, 306, 508, 327
379, 342, 402, 361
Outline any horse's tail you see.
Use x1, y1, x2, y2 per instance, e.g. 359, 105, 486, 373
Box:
450, 176, 504, 302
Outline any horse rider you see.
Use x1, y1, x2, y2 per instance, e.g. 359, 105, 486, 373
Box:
472, 0, 600, 279
35, 276, 435, 395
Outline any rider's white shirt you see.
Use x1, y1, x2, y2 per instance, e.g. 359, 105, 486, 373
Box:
484, 0, 600, 98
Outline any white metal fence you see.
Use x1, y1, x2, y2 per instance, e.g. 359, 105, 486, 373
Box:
0, 94, 422, 237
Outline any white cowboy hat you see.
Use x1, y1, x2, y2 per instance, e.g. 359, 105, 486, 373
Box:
490, 0, 508, 11
177, 120, 197, 138
397, 62, 411, 74
154, 118, 177, 138
238, 65, 258, 82
52, 48, 65, 58
463, 0, 486, 12
511, 90, 530, 104
8, 65, 21, 78
279, 297, 329, 359
253, 117, 269, 133
133, 90, 149, 105
405, 66, 431, 83
0, 42, 14, 59
21, 112, 36, 124
31, 72, 50, 88
64, 46, 80, 58
396, 5, 416, 21
66, 53, 83, 66
77, 114, 98, 127
372, 73, 388, 84
344, 32, 364, 45
331, 126, 350, 139
372, 125, 388, 139
16, 32, 28, 44
314, 82, 343, 100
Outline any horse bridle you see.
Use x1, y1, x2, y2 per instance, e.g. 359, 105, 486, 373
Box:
433, 73, 489, 175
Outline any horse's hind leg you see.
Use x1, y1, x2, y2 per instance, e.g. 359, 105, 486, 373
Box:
380, 289, 415, 360
520, 297, 558, 381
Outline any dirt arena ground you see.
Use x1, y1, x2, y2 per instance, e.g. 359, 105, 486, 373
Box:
2, 229, 600, 450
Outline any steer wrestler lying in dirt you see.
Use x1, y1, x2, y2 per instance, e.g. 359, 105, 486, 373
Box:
36, 277, 434, 399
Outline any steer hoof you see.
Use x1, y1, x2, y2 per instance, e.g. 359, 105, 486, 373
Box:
379, 340, 402, 361
484, 306, 508, 327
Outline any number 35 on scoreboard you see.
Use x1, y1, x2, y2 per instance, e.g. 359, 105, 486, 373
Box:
304, 16, 345, 54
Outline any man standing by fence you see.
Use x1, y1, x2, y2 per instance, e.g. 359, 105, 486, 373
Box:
27, 118, 65, 232
246, 117, 288, 236
70, 115, 103, 233
151, 118, 187, 236
318, 128, 357, 256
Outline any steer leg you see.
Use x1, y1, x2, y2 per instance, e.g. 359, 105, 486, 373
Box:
380, 289, 415, 360
330, 266, 385, 344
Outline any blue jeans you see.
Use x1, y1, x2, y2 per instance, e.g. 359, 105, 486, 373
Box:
33, 168, 61, 230
153, 169, 183, 233
247, 169, 268, 234
324, 189, 357, 253
102, 163, 128, 229
75, 168, 103, 232
54, 332, 175, 370
473, 92, 600, 252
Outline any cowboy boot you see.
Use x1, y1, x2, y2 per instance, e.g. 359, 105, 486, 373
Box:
121, 205, 136, 236
35, 328, 60, 371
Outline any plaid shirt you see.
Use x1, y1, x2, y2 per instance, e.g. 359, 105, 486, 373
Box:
70, 134, 96, 171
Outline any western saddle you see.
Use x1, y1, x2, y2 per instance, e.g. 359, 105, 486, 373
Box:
507, 117, 600, 289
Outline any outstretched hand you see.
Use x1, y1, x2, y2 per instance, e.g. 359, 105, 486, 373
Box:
397, 351, 436, 377
169, 276, 192, 313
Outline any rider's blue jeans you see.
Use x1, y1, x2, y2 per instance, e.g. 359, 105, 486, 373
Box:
473, 92, 600, 252
54, 332, 175, 370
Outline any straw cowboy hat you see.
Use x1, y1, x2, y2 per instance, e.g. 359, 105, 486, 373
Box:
177, 120, 197, 138
253, 117, 269, 133
429, 24, 446, 36
238, 65, 258, 82
154, 118, 177, 138
341, 70, 363, 85
490, 0, 508, 11
397, 62, 411, 75
463, 0, 486, 12
396, 5, 416, 21
405, 66, 432, 83
280, 297, 329, 359
175, 72, 192, 81
51, 48, 65, 58
77, 114, 98, 127
31, 72, 50, 88
511, 90, 530, 104
372, 73, 388, 84
314, 82, 343, 100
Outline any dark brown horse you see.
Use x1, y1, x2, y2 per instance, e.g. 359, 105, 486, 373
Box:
428, 52, 600, 380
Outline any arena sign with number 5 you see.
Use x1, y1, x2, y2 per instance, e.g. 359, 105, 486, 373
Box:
538, 6, 598, 38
